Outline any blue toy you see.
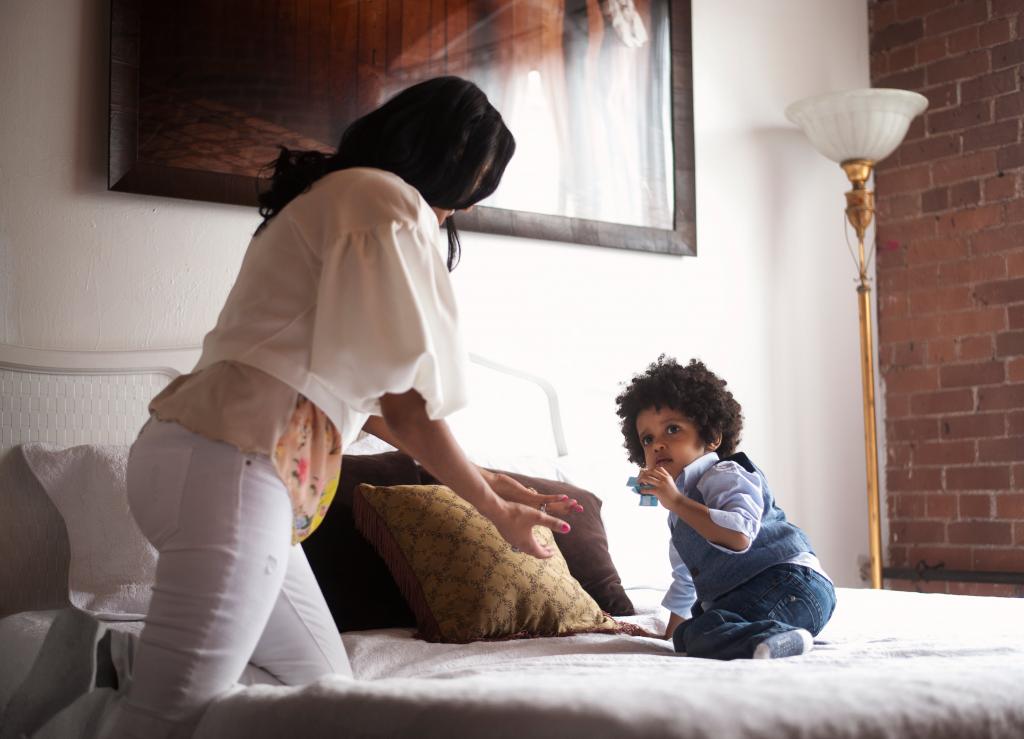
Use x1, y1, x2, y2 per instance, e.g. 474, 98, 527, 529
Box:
626, 476, 659, 507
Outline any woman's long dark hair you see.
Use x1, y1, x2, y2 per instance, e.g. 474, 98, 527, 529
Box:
256, 76, 515, 270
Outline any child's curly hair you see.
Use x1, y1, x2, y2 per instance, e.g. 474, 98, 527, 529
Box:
615, 356, 744, 466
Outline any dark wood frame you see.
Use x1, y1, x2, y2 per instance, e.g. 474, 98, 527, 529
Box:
109, 0, 696, 256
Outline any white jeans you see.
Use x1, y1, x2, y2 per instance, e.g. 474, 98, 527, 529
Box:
104, 419, 351, 738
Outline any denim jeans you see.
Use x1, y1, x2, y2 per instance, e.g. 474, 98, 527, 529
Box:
673, 563, 836, 660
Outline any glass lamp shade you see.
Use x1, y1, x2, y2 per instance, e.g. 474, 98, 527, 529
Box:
785, 88, 928, 164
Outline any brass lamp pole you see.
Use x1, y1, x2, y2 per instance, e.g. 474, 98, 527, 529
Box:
785, 89, 928, 589
842, 158, 883, 589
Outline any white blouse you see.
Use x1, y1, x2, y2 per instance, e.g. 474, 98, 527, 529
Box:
191, 166, 469, 449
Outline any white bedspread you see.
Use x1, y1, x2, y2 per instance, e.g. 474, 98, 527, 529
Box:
188, 586, 1024, 738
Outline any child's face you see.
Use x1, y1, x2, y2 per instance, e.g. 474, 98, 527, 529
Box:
635, 406, 715, 480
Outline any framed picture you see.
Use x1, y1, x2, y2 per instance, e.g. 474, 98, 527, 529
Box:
110, 0, 695, 255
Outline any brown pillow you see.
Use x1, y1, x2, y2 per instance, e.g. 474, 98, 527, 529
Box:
353, 483, 635, 643
419, 468, 635, 616
302, 452, 420, 631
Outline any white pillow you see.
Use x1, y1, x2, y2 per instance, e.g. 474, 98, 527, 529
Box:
20, 444, 156, 619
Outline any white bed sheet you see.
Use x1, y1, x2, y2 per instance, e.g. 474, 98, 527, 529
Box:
187, 586, 1024, 739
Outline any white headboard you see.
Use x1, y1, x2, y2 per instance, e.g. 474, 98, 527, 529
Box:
0, 344, 567, 458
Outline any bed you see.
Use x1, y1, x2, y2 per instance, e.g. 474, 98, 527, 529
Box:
2, 344, 1023, 739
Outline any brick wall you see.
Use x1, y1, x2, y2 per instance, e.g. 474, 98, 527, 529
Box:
869, 0, 1024, 596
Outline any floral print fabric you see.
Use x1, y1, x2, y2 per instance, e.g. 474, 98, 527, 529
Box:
272, 394, 343, 544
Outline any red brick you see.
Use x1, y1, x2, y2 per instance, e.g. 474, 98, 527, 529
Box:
1010, 305, 1024, 329
871, 1, 898, 33
934, 153, 1000, 188
890, 340, 927, 366
925, 493, 960, 519
936, 205, 1004, 236
936, 306, 1008, 337
949, 180, 982, 208
876, 67, 928, 91
979, 437, 1024, 463
920, 187, 949, 212
942, 412, 1007, 439
903, 116, 927, 143
915, 439, 977, 465
991, 39, 1024, 70
871, 53, 890, 80
1009, 357, 1024, 382
977, 382, 1024, 411
979, 18, 1012, 46
984, 173, 1018, 202
889, 466, 944, 491
925, 2, 989, 35
878, 165, 934, 196
965, 121, 1021, 152
888, 442, 913, 467
947, 26, 981, 55
948, 520, 1012, 544
927, 51, 990, 85
972, 225, 1024, 254
958, 493, 994, 518
947, 466, 1010, 491
995, 92, 1024, 121
919, 84, 960, 115
889, 45, 918, 73
1015, 463, 1024, 490
1016, 521, 1024, 544
991, 0, 1024, 16
887, 391, 912, 419
890, 493, 927, 518
880, 293, 909, 321
893, 519, 947, 543
1009, 199, 1024, 223
996, 331, 1024, 357
1011, 411, 1024, 435
938, 255, 1006, 286
897, 0, 958, 21
906, 263, 942, 290
972, 547, 1024, 571
915, 35, 949, 64
948, 582, 1022, 597
892, 416, 942, 442
961, 69, 1020, 103
910, 388, 973, 416
927, 337, 957, 363
906, 237, 966, 264
941, 360, 1006, 388
996, 493, 1024, 518
886, 365, 940, 394
872, 17, 926, 53
880, 315, 942, 343
1010, 250, 1024, 277
959, 335, 994, 361
974, 276, 1024, 305
909, 286, 974, 314
928, 100, 993, 135
996, 143, 1024, 170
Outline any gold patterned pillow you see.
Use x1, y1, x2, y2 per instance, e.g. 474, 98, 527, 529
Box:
353, 483, 633, 643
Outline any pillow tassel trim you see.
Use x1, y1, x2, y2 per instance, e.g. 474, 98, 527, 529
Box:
352, 485, 443, 640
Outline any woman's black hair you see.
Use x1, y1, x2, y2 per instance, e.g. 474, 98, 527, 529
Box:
614, 356, 744, 465
256, 76, 515, 270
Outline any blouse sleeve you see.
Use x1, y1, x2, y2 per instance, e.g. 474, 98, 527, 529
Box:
309, 220, 468, 420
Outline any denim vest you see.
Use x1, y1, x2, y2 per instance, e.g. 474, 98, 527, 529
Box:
670, 452, 813, 605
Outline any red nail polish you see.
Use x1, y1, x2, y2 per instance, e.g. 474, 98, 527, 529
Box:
560, 495, 569, 501
561, 523, 571, 533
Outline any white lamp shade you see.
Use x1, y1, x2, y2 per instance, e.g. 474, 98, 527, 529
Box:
785, 88, 928, 164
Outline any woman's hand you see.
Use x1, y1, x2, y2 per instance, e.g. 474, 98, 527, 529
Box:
485, 498, 572, 559
636, 466, 685, 509
481, 469, 584, 518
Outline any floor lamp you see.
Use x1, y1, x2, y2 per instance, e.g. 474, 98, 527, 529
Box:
785, 89, 928, 589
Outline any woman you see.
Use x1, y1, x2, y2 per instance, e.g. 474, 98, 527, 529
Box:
3, 76, 578, 739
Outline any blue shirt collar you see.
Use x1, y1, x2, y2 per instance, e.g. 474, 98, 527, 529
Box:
673, 451, 721, 496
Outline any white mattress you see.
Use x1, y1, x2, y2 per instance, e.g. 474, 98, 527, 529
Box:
188, 586, 1024, 738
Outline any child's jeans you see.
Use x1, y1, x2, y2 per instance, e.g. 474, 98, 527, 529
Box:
672, 563, 836, 660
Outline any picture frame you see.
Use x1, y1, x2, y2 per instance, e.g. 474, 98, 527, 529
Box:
109, 0, 695, 256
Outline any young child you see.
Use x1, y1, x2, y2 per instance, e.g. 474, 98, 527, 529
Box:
615, 356, 836, 660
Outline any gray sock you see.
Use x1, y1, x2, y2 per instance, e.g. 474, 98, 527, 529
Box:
752, 628, 813, 659
0, 608, 106, 739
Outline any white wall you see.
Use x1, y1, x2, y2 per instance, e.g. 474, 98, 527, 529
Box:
0, 0, 872, 588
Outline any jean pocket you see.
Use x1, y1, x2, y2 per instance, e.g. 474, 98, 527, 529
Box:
766, 579, 824, 634
126, 442, 194, 548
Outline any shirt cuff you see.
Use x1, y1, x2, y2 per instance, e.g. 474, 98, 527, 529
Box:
707, 509, 756, 553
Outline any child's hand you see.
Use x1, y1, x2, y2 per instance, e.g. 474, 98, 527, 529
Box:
636, 467, 684, 509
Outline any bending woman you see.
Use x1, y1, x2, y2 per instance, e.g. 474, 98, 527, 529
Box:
4, 76, 577, 739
